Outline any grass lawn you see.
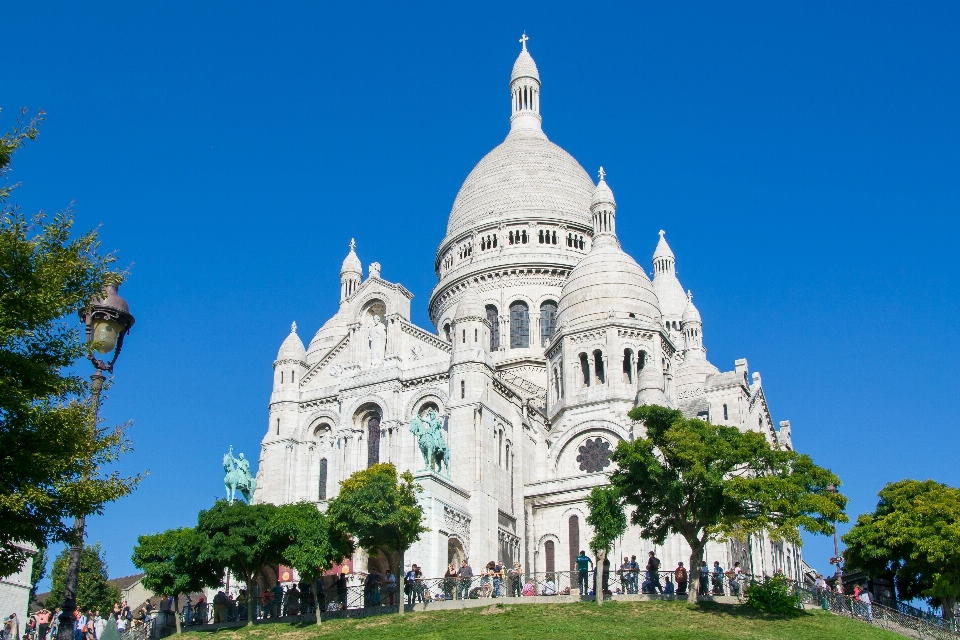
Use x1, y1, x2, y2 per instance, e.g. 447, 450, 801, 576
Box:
185, 600, 903, 640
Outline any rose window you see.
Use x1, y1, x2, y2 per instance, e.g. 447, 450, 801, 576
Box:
577, 437, 612, 473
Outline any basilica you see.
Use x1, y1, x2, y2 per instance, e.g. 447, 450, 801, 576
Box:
254, 38, 804, 584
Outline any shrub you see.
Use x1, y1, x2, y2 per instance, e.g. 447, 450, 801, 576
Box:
745, 575, 802, 616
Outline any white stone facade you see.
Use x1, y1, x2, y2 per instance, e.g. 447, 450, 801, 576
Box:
254, 38, 803, 583
0, 543, 34, 637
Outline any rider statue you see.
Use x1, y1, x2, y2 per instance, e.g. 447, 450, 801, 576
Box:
410, 409, 450, 477
224, 445, 257, 502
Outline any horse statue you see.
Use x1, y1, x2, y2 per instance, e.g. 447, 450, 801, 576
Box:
223, 446, 257, 502
410, 410, 450, 476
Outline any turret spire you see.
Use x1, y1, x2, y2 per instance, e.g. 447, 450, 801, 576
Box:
340, 239, 362, 303
510, 34, 542, 133
590, 167, 617, 244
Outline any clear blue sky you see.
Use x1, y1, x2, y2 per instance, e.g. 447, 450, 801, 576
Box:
8, 1, 959, 586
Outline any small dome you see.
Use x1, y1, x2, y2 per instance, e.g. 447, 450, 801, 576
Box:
591, 173, 615, 208
558, 238, 661, 328
511, 45, 540, 83
682, 292, 702, 325
340, 239, 361, 276
454, 286, 485, 321
277, 322, 306, 361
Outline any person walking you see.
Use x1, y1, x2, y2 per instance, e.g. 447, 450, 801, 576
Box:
646, 552, 663, 594
457, 560, 473, 600
575, 551, 593, 595
674, 562, 688, 596
34, 610, 50, 640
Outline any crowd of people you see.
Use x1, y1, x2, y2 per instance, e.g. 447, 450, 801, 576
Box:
3, 600, 156, 640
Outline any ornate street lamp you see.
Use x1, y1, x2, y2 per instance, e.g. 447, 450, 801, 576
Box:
57, 282, 135, 640
827, 484, 844, 583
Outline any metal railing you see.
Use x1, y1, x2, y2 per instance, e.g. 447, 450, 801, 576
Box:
797, 586, 960, 640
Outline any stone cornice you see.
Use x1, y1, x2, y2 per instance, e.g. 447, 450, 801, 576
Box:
400, 320, 452, 353
429, 264, 572, 322
300, 333, 351, 386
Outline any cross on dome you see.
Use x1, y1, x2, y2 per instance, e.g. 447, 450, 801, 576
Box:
598, 166, 606, 182
349, 238, 356, 251
291, 321, 297, 333
687, 290, 693, 302
659, 229, 665, 238
519, 32, 529, 51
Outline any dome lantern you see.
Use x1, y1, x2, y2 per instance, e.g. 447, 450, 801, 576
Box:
340, 239, 362, 302
510, 33, 542, 133
591, 167, 617, 244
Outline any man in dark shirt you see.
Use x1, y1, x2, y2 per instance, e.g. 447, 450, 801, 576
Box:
456, 560, 473, 600
575, 551, 593, 595
647, 551, 663, 593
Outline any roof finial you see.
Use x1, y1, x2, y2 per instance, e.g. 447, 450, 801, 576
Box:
687, 290, 693, 303
519, 32, 529, 51
598, 166, 606, 182
659, 229, 665, 238
349, 238, 356, 251
291, 321, 297, 333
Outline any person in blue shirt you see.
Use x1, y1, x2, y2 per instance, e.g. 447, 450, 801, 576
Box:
575, 551, 593, 595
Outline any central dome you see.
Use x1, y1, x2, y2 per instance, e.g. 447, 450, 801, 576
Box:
445, 130, 595, 237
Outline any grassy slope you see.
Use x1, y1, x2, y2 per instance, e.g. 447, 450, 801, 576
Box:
187, 600, 903, 640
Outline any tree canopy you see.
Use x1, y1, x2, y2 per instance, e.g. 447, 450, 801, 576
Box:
327, 463, 426, 614
273, 502, 354, 625
0, 108, 139, 577
586, 485, 627, 606
610, 405, 847, 572
132, 527, 221, 633
48, 542, 119, 615
196, 500, 287, 625
843, 479, 960, 620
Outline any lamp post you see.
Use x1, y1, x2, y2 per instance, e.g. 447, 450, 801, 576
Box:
826, 484, 844, 587
57, 283, 134, 640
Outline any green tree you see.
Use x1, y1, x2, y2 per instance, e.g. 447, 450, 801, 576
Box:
610, 405, 847, 575
843, 479, 960, 621
196, 500, 286, 625
30, 546, 48, 600
586, 486, 627, 606
132, 528, 221, 633
273, 503, 354, 625
327, 464, 427, 616
0, 108, 139, 577
48, 542, 120, 614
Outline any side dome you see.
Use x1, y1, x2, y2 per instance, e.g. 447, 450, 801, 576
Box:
445, 135, 595, 236
277, 322, 306, 362
557, 239, 661, 328
682, 292, 702, 324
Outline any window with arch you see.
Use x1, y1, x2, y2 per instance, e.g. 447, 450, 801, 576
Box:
623, 349, 634, 384
318, 458, 328, 500
637, 350, 647, 376
568, 516, 580, 575
366, 414, 381, 468
461, 380, 465, 399
579, 352, 590, 387
593, 350, 605, 384
280, 371, 283, 383
444, 323, 451, 342
486, 305, 500, 350
509, 301, 529, 349
723, 404, 729, 421
545, 540, 555, 577
553, 365, 562, 399
498, 429, 503, 466
539, 301, 557, 346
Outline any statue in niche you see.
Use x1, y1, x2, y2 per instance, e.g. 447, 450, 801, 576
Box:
410, 409, 450, 476
368, 314, 386, 365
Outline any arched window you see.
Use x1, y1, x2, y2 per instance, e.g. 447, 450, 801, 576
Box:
637, 350, 647, 376
723, 404, 729, 421
498, 430, 503, 466
545, 540, 555, 577
521, 230, 528, 244
579, 353, 590, 387
509, 301, 529, 349
461, 380, 466, 399
486, 305, 500, 350
593, 350, 605, 384
552, 231, 557, 244
367, 414, 381, 468
568, 516, 580, 576
539, 230, 544, 243
444, 323, 451, 342
623, 349, 634, 384
280, 371, 284, 383
540, 301, 558, 346
318, 458, 328, 500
